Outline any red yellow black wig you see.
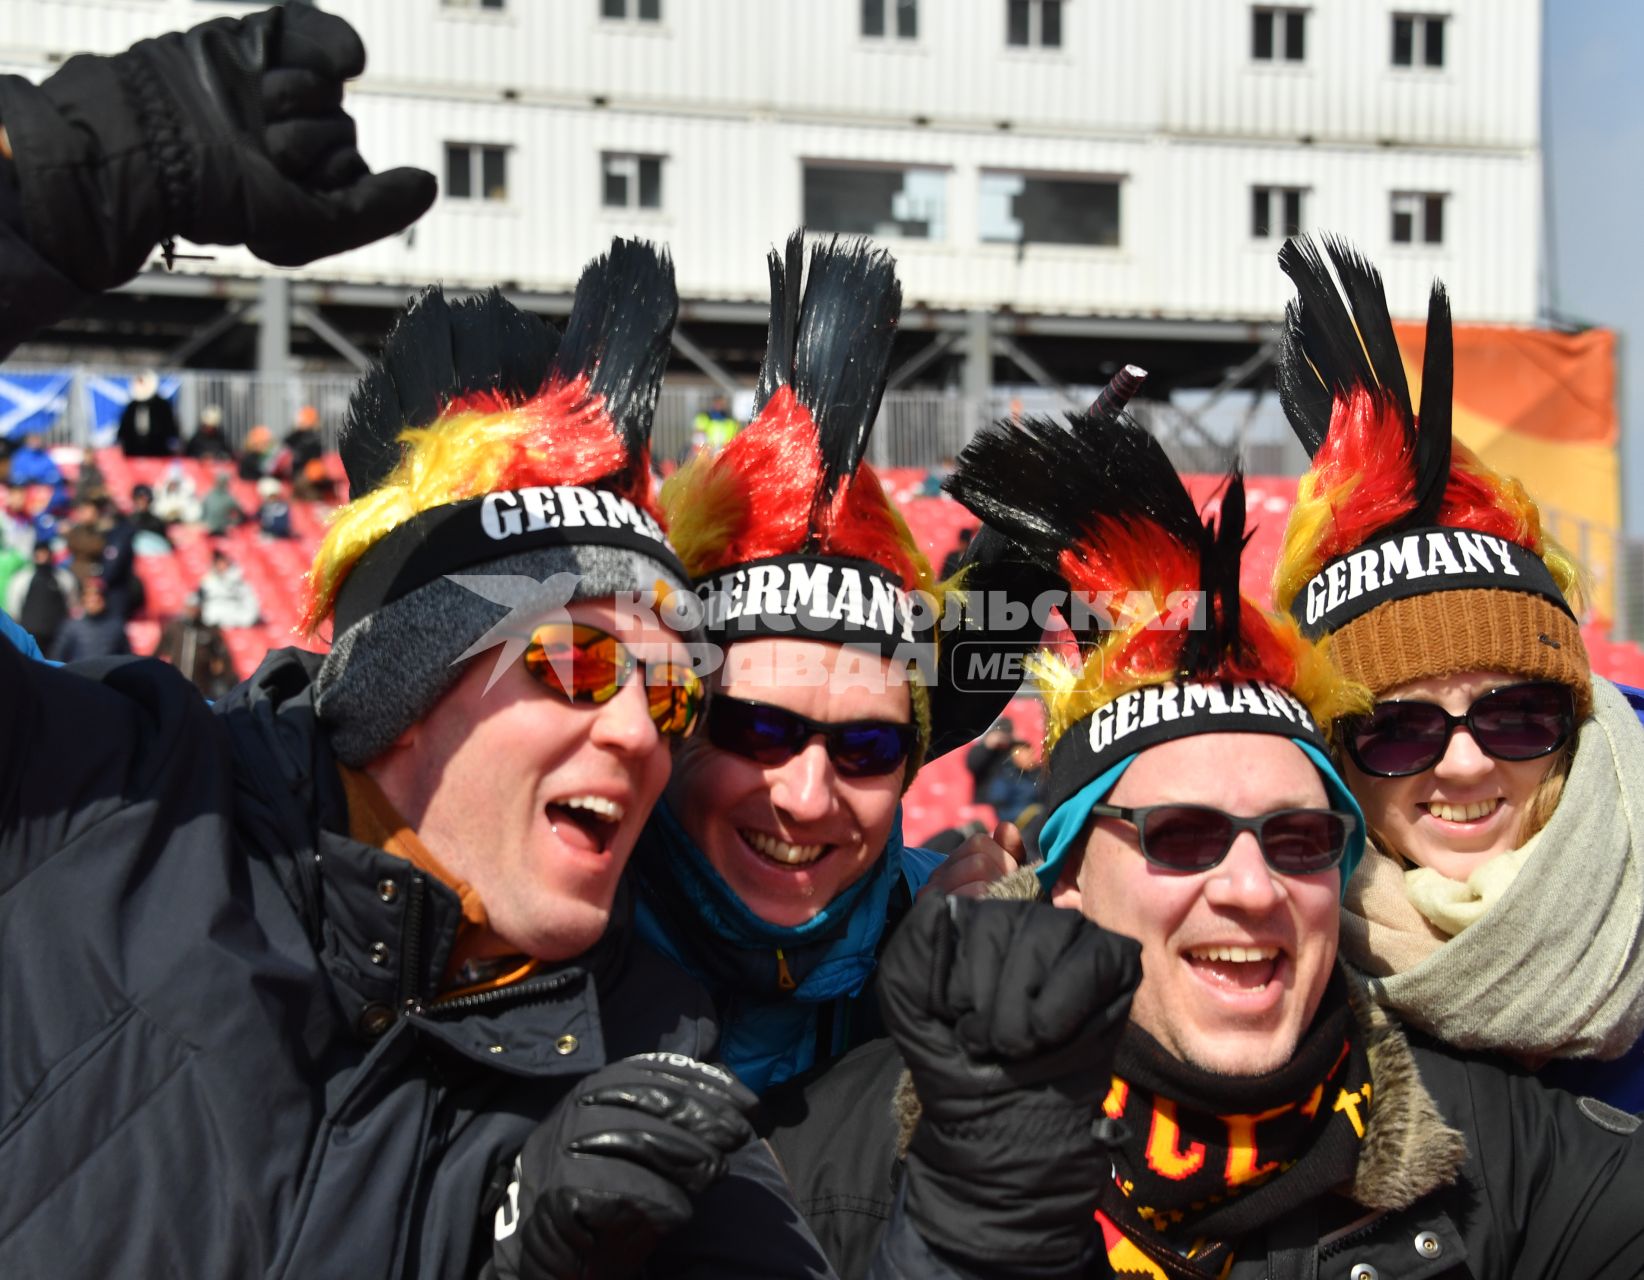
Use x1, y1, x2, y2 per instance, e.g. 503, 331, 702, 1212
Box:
302, 240, 676, 634
948, 409, 1366, 757
1269, 234, 1589, 708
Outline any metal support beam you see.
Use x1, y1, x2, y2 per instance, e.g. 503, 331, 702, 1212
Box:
992, 334, 1081, 414
1193, 341, 1277, 420
257, 276, 292, 431
885, 331, 960, 391
1150, 341, 1277, 457
1153, 402, 1234, 456
114, 271, 1281, 342
669, 325, 741, 395
292, 303, 373, 373
962, 310, 991, 433
165, 300, 255, 365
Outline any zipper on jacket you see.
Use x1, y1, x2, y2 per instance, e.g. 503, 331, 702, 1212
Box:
423, 968, 584, 1018
775, 948, 796, 991
1316, 1212, 1391, 1260
398, 871, 428, 1016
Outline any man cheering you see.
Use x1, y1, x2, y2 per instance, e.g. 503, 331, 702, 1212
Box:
768, 393, 1644, 1279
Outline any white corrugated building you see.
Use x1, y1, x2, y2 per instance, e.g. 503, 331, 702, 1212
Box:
0, 0, 1543, 459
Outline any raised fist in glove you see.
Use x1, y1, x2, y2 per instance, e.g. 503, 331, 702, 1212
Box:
0, 4, 436, 290
488, 1053, 758, 1280
877, 895, 1142, 1271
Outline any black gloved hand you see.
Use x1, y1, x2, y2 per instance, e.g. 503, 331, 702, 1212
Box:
877, 895, 1142, 1271
489, 1053, 758, 1280
0, 4, 435, 290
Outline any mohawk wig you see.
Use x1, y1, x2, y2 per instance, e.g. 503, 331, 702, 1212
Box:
303, 239, 678, 633
949, 410, 1363, 764
1270, 234, 1589, 709
660, 232, 929, 596
659, 232, 948, 777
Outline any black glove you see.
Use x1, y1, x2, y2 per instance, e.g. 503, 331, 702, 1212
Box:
0, 4, 435, 290
877, 895, 1142, 1271
489, 1053, 759, 1280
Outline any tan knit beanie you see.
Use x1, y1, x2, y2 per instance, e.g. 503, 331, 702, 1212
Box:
1329, 586, 1593, 720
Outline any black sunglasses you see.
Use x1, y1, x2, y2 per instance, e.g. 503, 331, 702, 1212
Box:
1089, 803, 1356, 876
705, 695, 916, 778
1342, 681, 1575, 779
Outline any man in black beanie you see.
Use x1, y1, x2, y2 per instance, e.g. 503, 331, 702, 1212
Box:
0, 10, 832, 1278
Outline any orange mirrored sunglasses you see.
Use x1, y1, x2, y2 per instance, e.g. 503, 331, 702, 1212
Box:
521, 622, 703, 739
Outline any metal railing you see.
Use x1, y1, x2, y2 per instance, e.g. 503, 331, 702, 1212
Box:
13, 362, 1641, 646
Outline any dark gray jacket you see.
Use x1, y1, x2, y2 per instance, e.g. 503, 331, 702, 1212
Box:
0, 639, 831, 1278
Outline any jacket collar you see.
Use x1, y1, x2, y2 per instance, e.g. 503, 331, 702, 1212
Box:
1344, 972, 1469, 1209
216, 645, 627, 1076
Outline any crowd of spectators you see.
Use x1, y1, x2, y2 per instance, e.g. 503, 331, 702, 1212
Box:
0, 398, 335, 695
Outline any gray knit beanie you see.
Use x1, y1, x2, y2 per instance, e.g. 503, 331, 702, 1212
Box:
315, 541, 694, 767
316, 242, 686, 764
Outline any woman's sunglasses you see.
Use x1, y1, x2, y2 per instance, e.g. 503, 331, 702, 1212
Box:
522, 623, 703, 739
1088, 803, 1356, 876
1342, 681, 1575, 779
705, 695, 916, 778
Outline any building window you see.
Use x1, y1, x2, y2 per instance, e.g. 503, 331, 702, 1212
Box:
445, 143, 509, 201
602, 153, 664, 210
1391, 191, 1445, 244
863, 0, 918, 40
1251, 186, 1305, 239
1252, 6, 1306, 62
601, 0, 661, 21
1392, 14, 1446, 67
803, 164, 947, 240
979, 172, 1120, 247
1006, 0, 1063, 49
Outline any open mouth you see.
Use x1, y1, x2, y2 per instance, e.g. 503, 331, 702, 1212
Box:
546, 795, 626, 855
1183, 944, 1281, 991
740, 828, 831, 867
1420, 798, 1502, 825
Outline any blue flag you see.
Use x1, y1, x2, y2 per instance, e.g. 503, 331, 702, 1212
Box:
0, 372, 70, 440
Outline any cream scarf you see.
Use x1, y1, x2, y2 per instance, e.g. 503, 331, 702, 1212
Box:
1340, 676, 1644, 1063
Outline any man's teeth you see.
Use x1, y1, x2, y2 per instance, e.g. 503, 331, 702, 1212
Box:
557, 796, 626, 823
1186, 945, 1279, 964
743, 830, 827, 865
1426, 799, 1498, 823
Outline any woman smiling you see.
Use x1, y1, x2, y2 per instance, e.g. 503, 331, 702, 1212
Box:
1272, 234, 1644, 1110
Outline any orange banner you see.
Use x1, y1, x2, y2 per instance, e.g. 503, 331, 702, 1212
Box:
1394, 322, 1620, 619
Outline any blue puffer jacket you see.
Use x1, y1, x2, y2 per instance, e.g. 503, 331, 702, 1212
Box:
633, 800, 942, 1093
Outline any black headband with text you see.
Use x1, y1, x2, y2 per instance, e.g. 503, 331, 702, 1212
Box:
694, 554, 934, 660
333, 485, 686, 634
1045, 679, 1329, 814
1294, 524, 1572, 640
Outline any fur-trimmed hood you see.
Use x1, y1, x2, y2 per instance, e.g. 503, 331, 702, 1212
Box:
891, 865, 1468, 1211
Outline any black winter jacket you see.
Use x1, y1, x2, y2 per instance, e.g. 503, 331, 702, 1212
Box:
0, 639, 833, 1278
0, 168, 86, 353
766, 965, 1644, 1280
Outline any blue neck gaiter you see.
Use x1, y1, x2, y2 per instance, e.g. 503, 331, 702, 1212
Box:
633, 797, 907, 1001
